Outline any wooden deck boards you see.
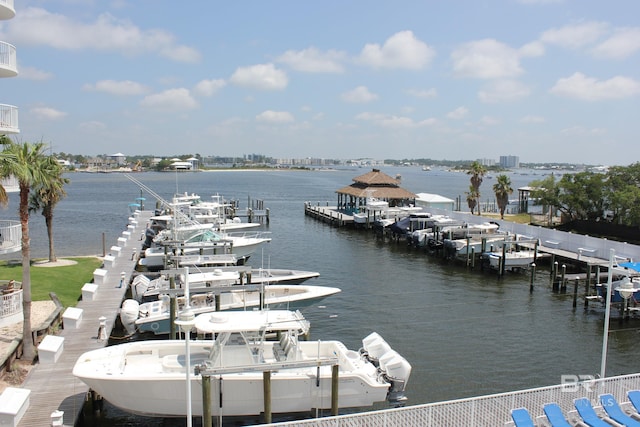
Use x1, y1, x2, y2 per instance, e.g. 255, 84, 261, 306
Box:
18, 210, 152, 427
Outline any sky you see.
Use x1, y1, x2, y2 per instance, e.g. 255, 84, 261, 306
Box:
1, 0, 640, 165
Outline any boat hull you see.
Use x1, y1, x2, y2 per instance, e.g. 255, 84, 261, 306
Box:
73, 340, 390, 417
132, 285, 341, 335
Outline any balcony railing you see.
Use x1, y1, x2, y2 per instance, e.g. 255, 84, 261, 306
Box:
0, 104, 19, 134
0, 220, 21, 255
0, 280, 22, 328
0, 41, 17, 77
0, 0, 15, 21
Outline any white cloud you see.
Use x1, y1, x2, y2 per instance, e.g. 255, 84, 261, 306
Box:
193, 79, 226, 97
478, 80, 531, 103
549, 72, 640, 100
230, 63, 288, 90
446, 106, 469, 119
341, 86, 378, 103
17, 66, 53, 81
358, 30, 435, 70
519, 41, 545, 57
78, 121, 107, 132
591, 27, 640, 59
540, 21, 609, 49
5, 7, 201, 63
356, 112, 437, 128
83, 80, 149, 96
560, 126, 606, 135
139, 88, 198, 110
276, 47, 346, 73
256, 110, 295, 124
479, 116, 500, 126
30, 106, 67, 120
451, 39, 523, 79
406, 88, 438, 99
520, 115, 546, 123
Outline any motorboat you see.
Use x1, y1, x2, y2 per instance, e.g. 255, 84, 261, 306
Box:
484, 249, 537, 270
74, 310, 411, 417
130, 268, 321, 302
140, 228, 271, 270
120, 284, 342, 335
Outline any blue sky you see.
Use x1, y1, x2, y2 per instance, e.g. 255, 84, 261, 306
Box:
1, 0, 639, 165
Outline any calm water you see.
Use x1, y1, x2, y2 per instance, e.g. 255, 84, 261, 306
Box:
2, 167, 638, 426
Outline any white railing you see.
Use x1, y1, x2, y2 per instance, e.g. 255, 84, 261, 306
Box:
0, 220, 21, 254
0, 103, 19, 134
0, 288, 21, 318
259, 373, 640, 427
0, 41, 17, 75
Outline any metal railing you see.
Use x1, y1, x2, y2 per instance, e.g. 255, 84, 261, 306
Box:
259, 373, 640, 426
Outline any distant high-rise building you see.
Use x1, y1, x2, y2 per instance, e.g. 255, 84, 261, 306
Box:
478, 158, 496, 167
499, 155, 519, 168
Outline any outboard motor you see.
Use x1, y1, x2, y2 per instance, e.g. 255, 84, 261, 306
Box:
378, 349, 412, 402
142, 228, 156, 250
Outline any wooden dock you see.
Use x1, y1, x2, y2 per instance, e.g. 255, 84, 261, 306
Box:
17, 209, 152, 427
304, 203, 354, 227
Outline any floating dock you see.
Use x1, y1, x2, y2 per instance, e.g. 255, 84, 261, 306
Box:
16, 209, 152, 427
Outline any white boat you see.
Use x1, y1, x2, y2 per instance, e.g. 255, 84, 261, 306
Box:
353, 197, 389, 225
131, 268, 321, 302
74, 310, 411, 417
130, 269, 241, 302
121, 284, 342, 335
140, 229, 271, 270
485, 250, 537, 270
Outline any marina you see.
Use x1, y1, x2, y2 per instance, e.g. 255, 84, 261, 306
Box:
1, 168, 640, 426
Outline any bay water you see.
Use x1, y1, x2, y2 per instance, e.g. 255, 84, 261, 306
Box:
4, 167, 638, 426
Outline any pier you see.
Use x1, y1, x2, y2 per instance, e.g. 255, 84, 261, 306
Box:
15, 209, 152, 427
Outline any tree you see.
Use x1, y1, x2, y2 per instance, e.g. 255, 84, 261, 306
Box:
465, 185, 479, 215
0, 141, 51, 361
492, 174, 513, 219
29, 157, 69, 263
466, 161, 487, 215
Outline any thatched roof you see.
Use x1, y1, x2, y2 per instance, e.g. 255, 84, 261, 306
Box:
351, 168, 400, 185
336, 168, 416, 200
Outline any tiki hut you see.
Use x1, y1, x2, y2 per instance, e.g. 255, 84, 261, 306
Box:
336, 168, 416, 212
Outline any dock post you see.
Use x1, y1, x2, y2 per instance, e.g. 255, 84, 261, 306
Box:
470, 247, 476, 268
573, 276, 579, 308
263, 371, 272, 424
551, 261, 558, 291
331, 364, 339, 416
202, 375, 212, 427
169, 276, 177, 339
500, 244, 507, 276
585, 265, 591, 295
530, 263, 536, 292
560, 265, 567, 292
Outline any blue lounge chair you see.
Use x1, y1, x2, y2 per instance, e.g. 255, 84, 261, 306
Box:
511, 407, 535, 427
629, 390, 640, 413
574, 398, 615, 427
600, 394, 640, 427
543, 403, 572, 427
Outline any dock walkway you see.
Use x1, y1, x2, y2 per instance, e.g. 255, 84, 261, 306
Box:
18, 209, 152, 427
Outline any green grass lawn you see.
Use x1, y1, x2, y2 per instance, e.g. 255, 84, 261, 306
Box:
0, 257, 103, 308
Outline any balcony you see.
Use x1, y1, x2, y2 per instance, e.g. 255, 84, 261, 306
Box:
0, 41, 17, 77
0, 0, 15, 21
0, 280, 22, 328
0, 220, 21, 255
0, 104, 19, 134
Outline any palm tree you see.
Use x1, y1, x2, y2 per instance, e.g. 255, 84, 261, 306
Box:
467, 161, 487, 215
29, 157, 69, 263
493, 174, 514, 219
0, 141, 51, 361
466, 185, 480, 215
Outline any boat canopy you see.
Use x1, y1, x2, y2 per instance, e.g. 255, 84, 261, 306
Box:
195, 310, 309, 334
